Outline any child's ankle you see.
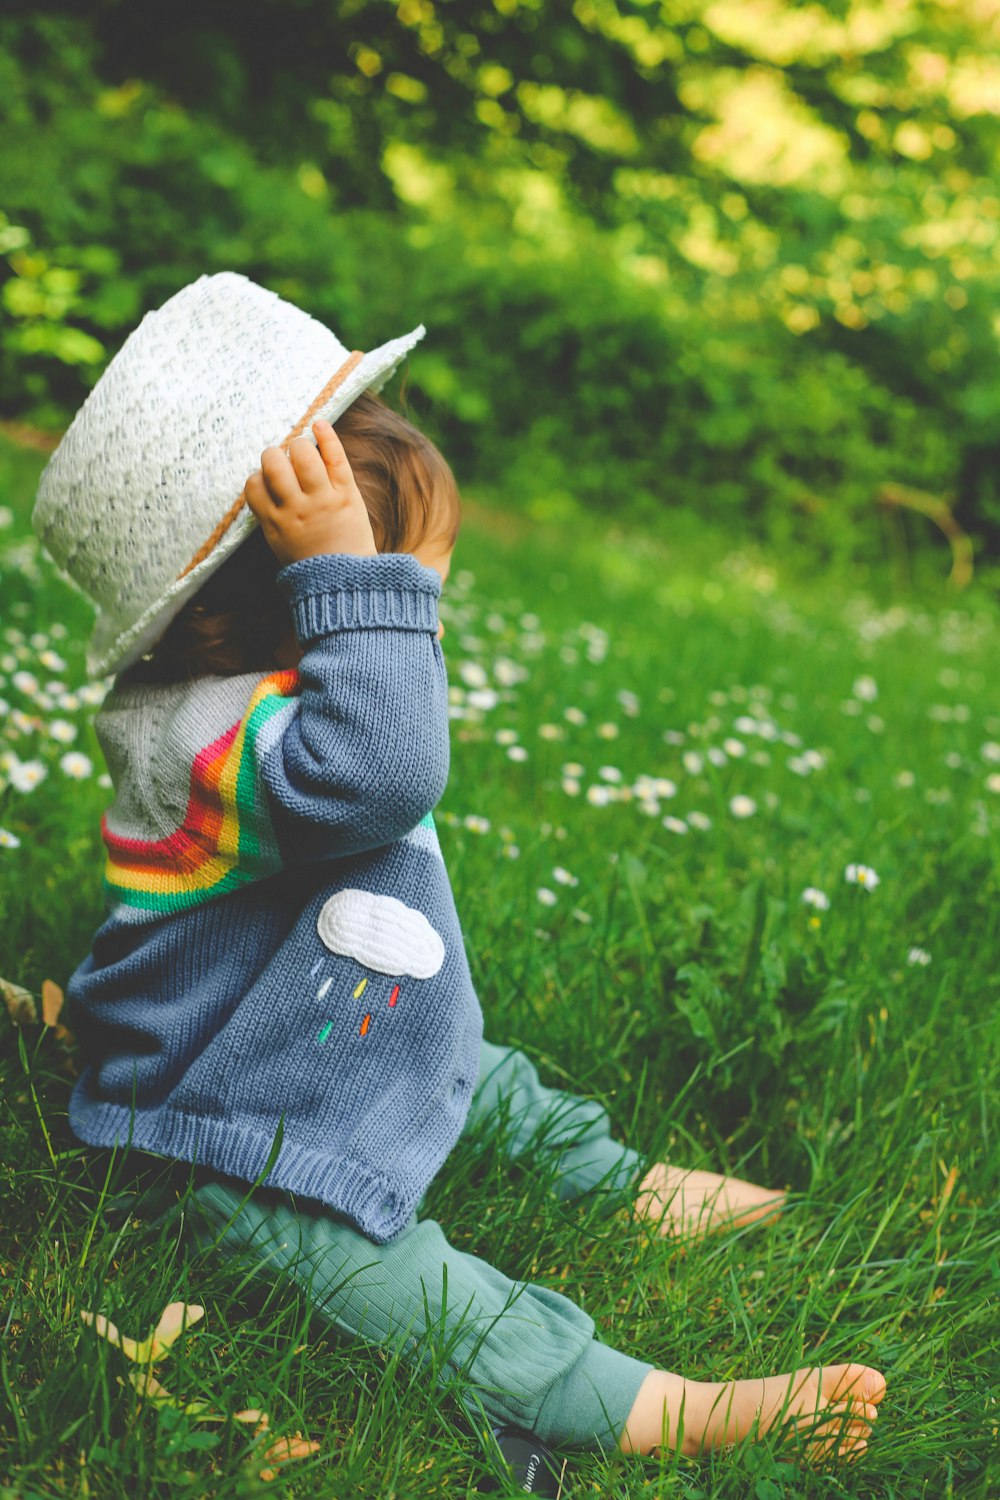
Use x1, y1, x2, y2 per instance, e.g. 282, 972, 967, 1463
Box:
619, 1370, 708, 1457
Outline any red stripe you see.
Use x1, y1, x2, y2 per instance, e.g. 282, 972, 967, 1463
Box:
103, 724, 238, 876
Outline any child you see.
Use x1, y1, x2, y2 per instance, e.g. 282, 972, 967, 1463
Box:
33, 273, 885, 1462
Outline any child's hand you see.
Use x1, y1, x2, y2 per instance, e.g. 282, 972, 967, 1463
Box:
244, 419, 377, 568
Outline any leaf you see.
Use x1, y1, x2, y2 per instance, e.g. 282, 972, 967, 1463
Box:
41, 979, 64, 1027
259, 1434, 321, 1482
81, 1301, 204, 1363
149, 1301, 205, 1358
41, 977, 76, 1045
122, 1370, 218, 1420
1, 976, 38, 1025
234, 1408, 270, 1432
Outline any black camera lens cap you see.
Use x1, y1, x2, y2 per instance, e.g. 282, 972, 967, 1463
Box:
477, 1425, 567, 1496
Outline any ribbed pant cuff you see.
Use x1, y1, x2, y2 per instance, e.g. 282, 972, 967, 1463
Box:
533, 1338, 654, 1451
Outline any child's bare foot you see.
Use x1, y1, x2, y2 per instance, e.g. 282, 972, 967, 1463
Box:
622, 1362, 887, 1462
635, 1162, 787, 1239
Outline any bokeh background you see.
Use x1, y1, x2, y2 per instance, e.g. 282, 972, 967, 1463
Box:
2, 0, 1000, 579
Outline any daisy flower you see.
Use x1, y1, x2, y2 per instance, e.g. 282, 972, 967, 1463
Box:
60, 751, 94, 779
801, 887, 831, 911
729, 795, 757, 819
7, 758, 47, 792
844, 863, 880, 890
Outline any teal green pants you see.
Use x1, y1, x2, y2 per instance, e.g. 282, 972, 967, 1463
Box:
188, 1040, 655, 1450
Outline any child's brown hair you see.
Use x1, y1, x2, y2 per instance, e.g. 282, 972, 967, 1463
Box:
122, 389, 460, 684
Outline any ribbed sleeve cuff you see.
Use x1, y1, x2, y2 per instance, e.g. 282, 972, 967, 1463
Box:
276, 552, 441, 643
533, 1338, 655, 1451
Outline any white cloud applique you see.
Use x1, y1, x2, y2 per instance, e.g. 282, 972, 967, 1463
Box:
316, 889, 445, 979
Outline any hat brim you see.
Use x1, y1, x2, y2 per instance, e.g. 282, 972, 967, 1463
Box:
86, 325, 426, 679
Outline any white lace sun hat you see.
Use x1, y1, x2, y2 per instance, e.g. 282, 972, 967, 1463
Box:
32, 272, 427, 679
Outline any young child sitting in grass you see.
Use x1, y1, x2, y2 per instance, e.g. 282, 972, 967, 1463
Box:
33, 272, 885, 1462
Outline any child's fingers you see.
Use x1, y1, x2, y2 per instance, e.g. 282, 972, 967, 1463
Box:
286, 433, 336, 496
244, 468, 272, 518
312, 419, 352, 483
259, 445, 301, 507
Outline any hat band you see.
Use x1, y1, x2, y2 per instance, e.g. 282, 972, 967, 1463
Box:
176, 349, 366, 582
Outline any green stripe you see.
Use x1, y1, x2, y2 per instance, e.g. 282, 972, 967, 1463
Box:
235, 692, 295, 871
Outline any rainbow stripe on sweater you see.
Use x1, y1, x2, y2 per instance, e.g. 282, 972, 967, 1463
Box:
101, 669, 301, 916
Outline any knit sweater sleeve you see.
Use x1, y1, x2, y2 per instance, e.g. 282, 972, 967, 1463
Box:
256, 551, 449, 863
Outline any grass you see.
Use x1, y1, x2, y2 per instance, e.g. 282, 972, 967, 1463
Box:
1, 428, 999, 1498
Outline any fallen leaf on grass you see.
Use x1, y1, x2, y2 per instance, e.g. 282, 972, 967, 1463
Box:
259, 1434, 321, 1482
42, 978, 76, 1048
81, 1301, 205, 1363
81, 1300, 318, 1477
1, 976, 38, 1025
41, 979, 64, 1027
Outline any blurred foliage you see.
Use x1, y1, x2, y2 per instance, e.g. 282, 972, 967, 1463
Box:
1, 1, 1000, 565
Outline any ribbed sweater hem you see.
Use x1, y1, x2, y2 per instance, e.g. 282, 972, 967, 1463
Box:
69, 1097, 420, 1242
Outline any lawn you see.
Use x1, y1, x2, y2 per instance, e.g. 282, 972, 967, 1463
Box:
1, 429, 998, 1498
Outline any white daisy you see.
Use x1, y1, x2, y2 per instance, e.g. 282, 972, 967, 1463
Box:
7, 758, 47, 792
907, 947, 931, 966
60, 751, 94, 779
801, 887, 831, 911
0, 827, 21, 849
844, 863, 880, 890
458, 661, 489, 689
729, 795, 757, 819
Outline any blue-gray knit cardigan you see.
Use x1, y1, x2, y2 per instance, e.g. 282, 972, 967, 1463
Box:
66, 553, 483, 1242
